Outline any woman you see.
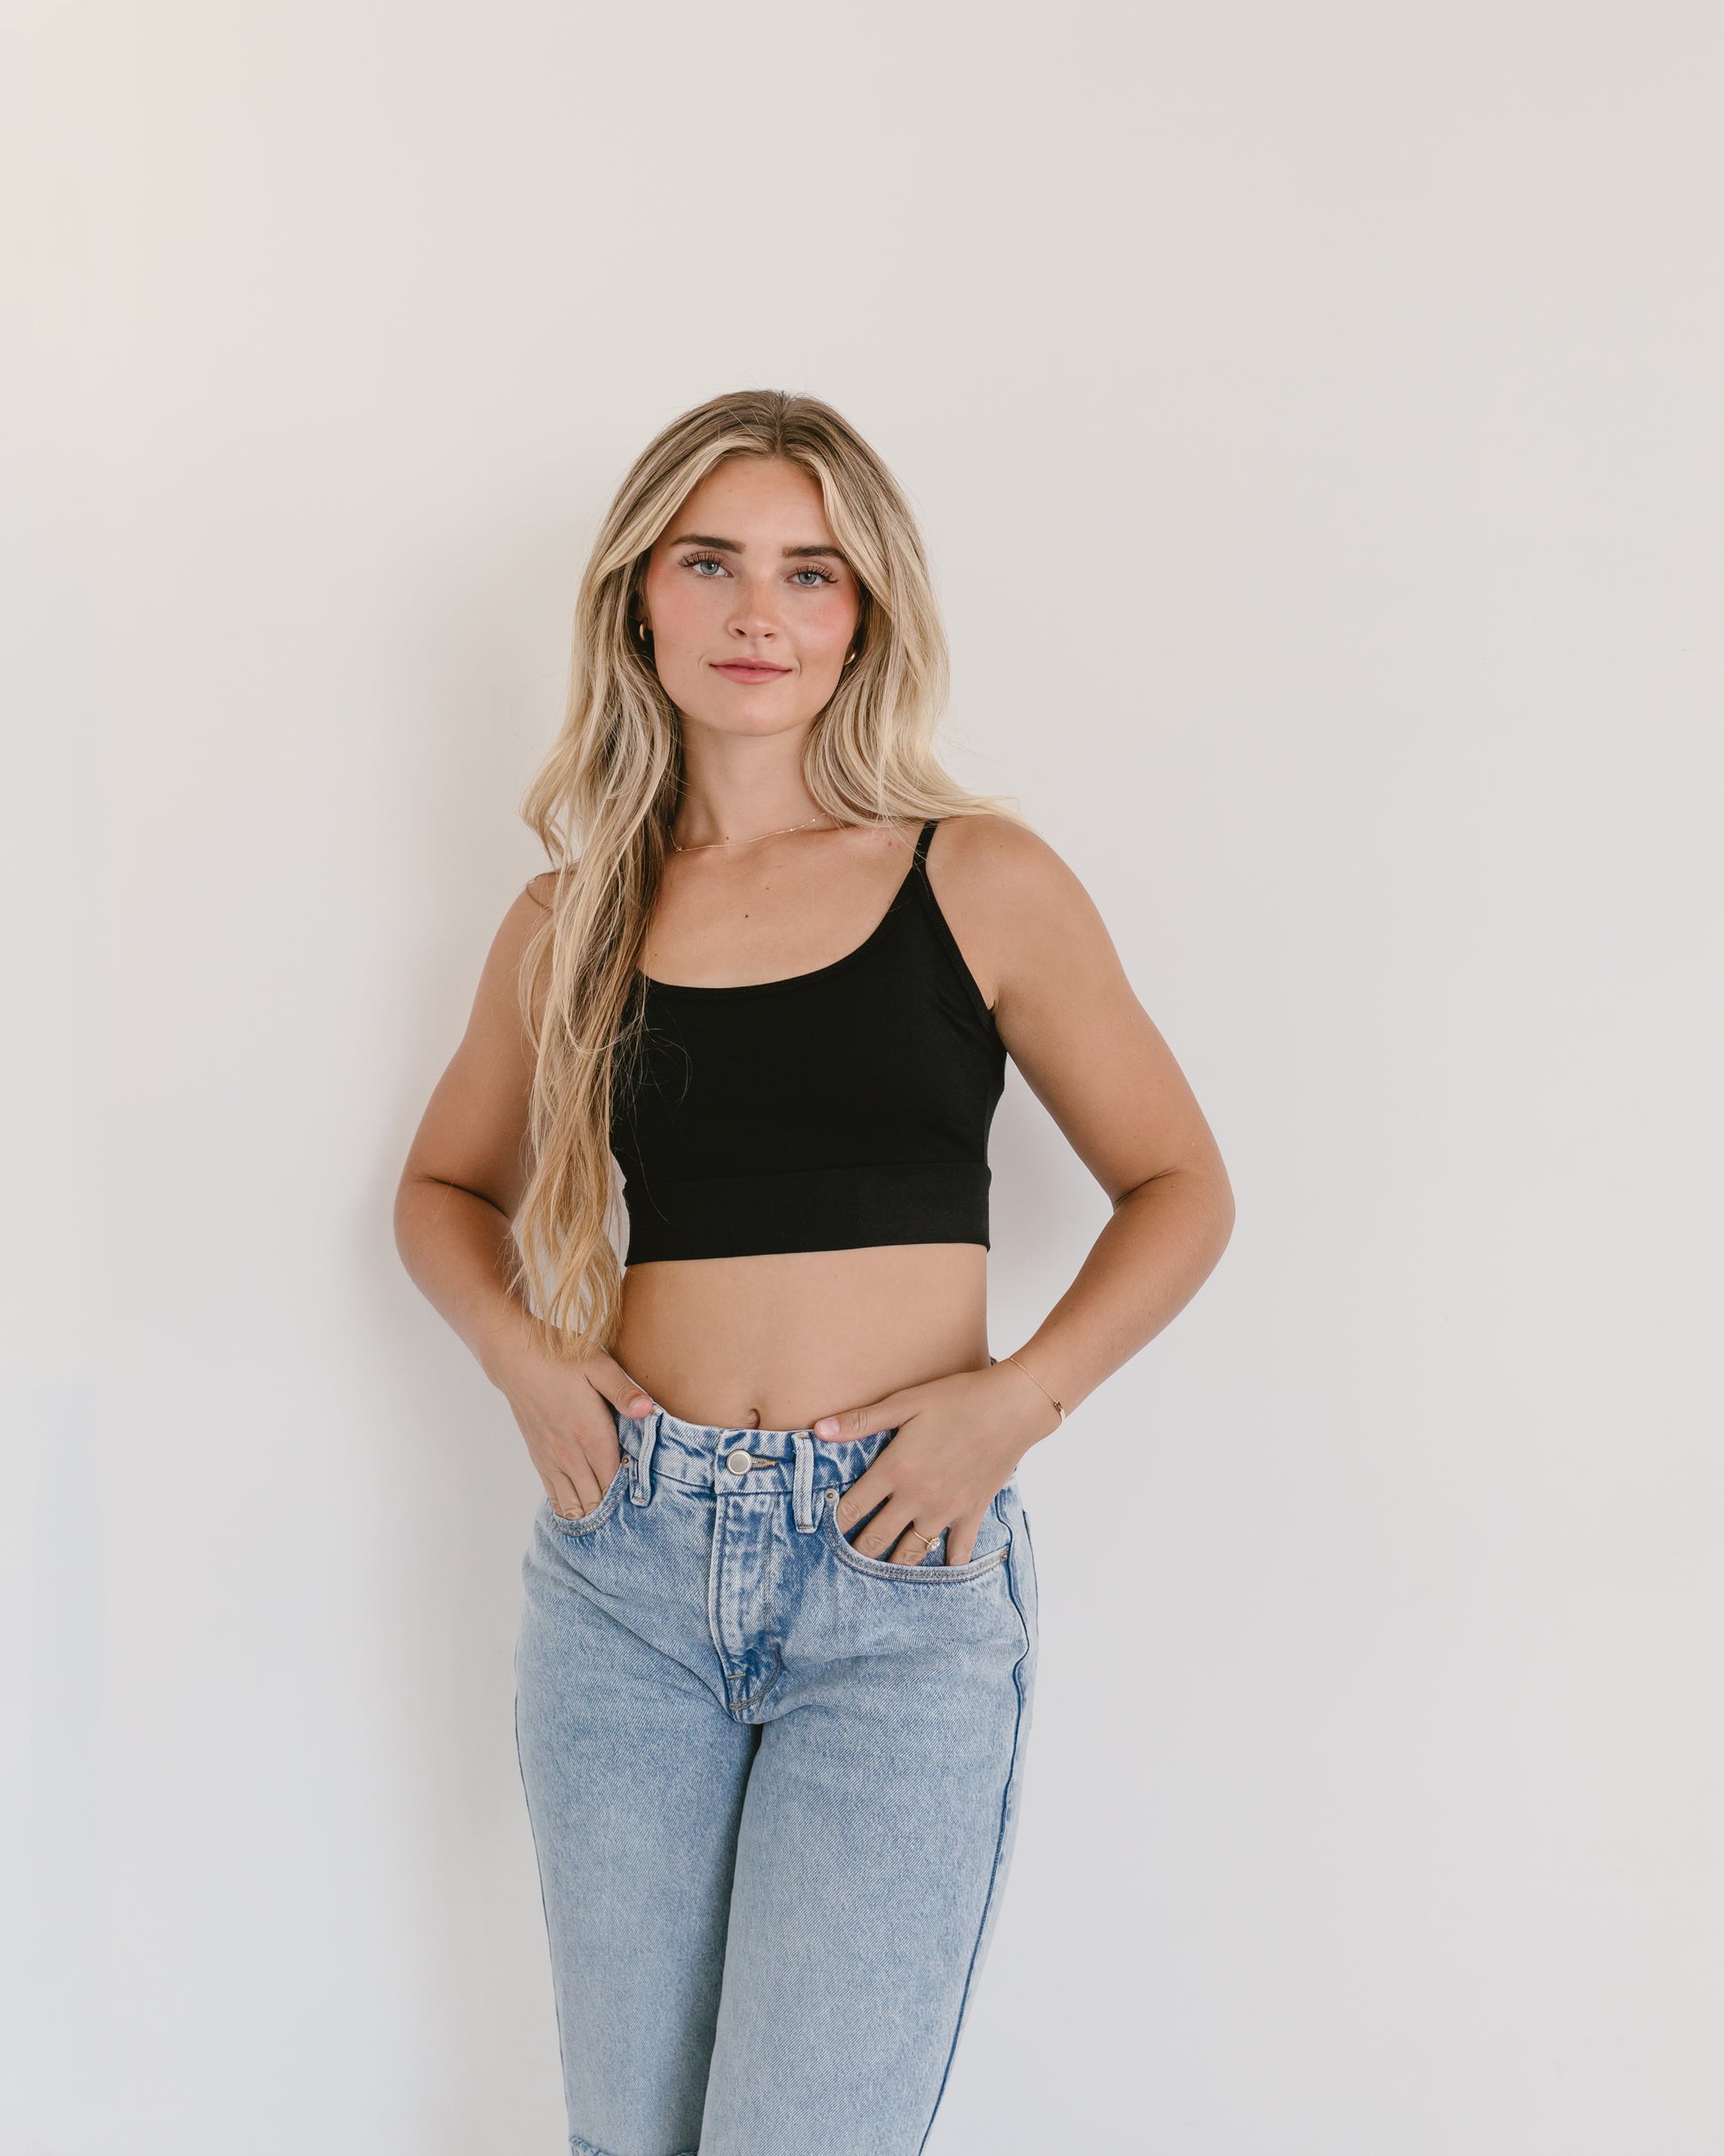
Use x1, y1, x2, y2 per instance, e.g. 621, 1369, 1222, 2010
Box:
394, 389, 1233, 2156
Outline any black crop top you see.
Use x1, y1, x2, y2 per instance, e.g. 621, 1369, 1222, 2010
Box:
610, 818, 1006, 1264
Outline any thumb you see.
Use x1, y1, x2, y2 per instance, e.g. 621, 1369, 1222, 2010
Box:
812, 1394, 905, 1443
585, 1353, 656, 1420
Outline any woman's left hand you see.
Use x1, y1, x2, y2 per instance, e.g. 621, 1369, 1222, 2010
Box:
814, 1362, 1060, 1565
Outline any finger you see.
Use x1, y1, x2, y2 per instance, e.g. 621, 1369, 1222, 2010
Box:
546, 1468, 586, 1521
944, 1504, 987, 1567
812, 1394, 907, 1443
834, 1463, 896, 1537
585, 1354, 656, 1420
561, 1449, 606, 1514
886, 1519, 946, 1566
849, 1496, 919, 1562
586, 1430, 625, 1486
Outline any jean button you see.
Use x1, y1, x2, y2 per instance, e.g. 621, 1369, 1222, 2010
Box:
725, 1448, 753, 1475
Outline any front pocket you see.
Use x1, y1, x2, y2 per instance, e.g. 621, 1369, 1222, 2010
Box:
543, 1459, 630, 1538
820, 1490, 1011, 1584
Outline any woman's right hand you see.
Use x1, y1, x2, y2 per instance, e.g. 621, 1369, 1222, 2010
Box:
490, 1325, 656, 1521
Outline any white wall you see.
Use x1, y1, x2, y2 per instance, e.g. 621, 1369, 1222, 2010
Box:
8, 4, 1721, 2151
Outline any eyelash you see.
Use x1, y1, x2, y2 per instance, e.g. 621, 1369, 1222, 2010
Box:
680, 551, 839, 588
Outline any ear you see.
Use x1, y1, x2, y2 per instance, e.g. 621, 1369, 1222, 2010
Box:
626, 562, 654, 644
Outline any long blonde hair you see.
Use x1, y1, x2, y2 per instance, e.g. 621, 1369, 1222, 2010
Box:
509, 388, 1014, 1360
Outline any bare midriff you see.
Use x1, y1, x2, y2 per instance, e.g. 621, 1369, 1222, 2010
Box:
610, 1242, 990, 1432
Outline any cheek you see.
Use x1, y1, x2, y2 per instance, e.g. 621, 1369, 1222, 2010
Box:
645, 572, 716, 649
798, 587, 862, 654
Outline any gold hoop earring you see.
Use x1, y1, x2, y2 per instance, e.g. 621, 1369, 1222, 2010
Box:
843, 647, 858, 667
636, 621, 648, 645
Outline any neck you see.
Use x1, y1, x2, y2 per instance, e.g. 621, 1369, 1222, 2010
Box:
672, 726, 823, 851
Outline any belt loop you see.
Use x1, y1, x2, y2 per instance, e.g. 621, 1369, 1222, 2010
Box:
792, 1433, 816, 1532
629, 1410, 660, 1507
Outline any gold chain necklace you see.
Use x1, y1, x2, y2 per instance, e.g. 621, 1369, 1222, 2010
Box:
670, 813, 835, 855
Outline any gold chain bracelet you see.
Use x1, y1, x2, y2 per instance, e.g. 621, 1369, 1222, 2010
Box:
995, 1352, 1067, 1426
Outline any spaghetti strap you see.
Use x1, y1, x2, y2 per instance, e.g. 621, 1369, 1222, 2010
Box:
905, 816, 995, 1031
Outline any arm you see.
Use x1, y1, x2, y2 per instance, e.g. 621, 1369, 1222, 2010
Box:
815, 815, 1235, 1562
392, 876, 657, 1518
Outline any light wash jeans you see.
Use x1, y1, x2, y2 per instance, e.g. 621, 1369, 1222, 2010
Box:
513, 1405, 1039, 2156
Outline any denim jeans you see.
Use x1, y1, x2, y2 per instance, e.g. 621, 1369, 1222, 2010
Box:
513, 1405, 1039, 2156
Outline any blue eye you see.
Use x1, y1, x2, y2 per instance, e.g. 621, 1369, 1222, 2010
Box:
685, 555, 726, 578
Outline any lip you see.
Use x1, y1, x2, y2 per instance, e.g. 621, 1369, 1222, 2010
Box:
710, 660, 794, 681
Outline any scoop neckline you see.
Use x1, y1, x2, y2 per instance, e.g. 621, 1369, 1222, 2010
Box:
637, 850, 922, 999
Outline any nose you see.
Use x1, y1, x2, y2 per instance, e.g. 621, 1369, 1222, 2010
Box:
726, 570, 786, 642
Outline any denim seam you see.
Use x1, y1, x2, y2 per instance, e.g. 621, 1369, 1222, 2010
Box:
915, 1522, 1035, 2154
623, 1451, 861, 1493
626, 1461, 710, 1489
704, 1492, 729, 1707
617, 1466, 870, 1503
820, 1491, 1011, 1584
792, 1432, 817, 1530
705, 1497, 783, 1720
627, 1411, 659, 1505
515, 1688, 574, 2118
729, 1646, 784, 1722
733, 1504, 787, 1722
544, 1462, 631, 1537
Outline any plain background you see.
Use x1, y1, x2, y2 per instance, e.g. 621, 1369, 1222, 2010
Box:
6, 3, 1721, 2151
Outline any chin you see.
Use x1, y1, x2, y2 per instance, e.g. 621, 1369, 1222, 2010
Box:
677, 689, 830, 736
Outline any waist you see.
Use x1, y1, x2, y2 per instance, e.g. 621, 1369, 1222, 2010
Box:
611, 1241, 990, 1430
613, 1408, 898, 1495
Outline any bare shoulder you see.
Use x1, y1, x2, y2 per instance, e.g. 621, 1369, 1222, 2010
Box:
524, 866, 571, 911
930, 811, 1091, 913
462, 871, 566, 1046
928, 812, 1114, 1006
493, 872, 560, 970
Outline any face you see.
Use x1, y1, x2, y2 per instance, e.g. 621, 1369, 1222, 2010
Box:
639, 456, 863, 739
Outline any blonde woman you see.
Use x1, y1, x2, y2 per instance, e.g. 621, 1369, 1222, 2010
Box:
394, 389, 1233, 2156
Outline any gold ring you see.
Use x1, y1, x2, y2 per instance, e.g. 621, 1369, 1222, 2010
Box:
903, 1526, 935, 1550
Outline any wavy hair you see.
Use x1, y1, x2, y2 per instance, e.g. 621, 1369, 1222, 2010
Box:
508, 388, 1014, 1359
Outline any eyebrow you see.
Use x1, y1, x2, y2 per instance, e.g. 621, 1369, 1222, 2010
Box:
664, 532, 847, 560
